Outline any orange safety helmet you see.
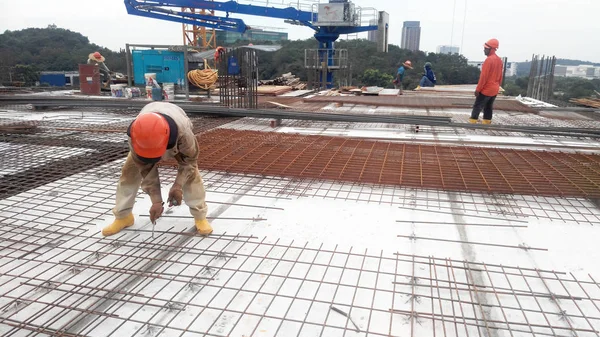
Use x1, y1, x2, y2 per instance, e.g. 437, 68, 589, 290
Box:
484, 38, 499, 50
129, 112, 170, 159
403, 60, 413, 69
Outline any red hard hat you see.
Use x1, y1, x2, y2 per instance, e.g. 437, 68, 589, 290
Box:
129, 113, 170, 159
484, 38, 499, 50
93, 52, 103, 59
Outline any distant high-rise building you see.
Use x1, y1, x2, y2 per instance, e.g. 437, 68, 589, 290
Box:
554, 64, 600, 79
437, 45, 460, 55
401, 21, 421, 51
367, 12, 389, 53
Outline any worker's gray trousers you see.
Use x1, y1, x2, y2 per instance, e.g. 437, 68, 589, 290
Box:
112, 153, 208, 221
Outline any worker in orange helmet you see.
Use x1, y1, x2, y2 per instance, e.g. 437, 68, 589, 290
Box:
102, 102, 211, 236
394, 60, 413, 95
469, 38, 503, 124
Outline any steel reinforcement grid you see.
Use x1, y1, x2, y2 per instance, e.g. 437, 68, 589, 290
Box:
0, 110, 238, 199
162, 129, 600, 198
1, 158, 600, 336
1, 170, 600, 336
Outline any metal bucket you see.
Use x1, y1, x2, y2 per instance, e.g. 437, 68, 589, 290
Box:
151, 87, 163, 101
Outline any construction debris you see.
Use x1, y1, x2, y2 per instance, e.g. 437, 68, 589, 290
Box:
266, 101, 293, 109
0, 121, 39, 134
259, 72, 306, 90
570, 97, 600, 109
256, 85, 293, 96
330, 306, 360, 332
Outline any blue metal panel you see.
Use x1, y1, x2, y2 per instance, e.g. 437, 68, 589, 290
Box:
132, 50, 185, 85
132, 50, 146, 85
161, 53, 184, 84
40, 73, 66, 86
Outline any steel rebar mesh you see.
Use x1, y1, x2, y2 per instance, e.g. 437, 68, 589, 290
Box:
161, 129, 600, 198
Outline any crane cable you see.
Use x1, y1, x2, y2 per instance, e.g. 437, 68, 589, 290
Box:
187, 61, 218, 90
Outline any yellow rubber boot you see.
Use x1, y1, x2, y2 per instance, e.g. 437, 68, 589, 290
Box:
482, 119, 492, 125
468, 118, 478, 124
102, 213, 134, 236
195, 219, 213, 236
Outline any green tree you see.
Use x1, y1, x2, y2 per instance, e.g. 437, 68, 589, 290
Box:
14, 64, 39, 85
0, 27, 126, 74
552, 77, 598, 102
502, 76, 528, 96
360, 69, 394, 87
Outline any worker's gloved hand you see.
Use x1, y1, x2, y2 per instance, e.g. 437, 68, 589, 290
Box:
474, 91, 480, 97
168, 184, 183, 207
149, 202, 164, 223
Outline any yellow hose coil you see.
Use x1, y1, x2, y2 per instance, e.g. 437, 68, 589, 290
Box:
187, 66, 218, 90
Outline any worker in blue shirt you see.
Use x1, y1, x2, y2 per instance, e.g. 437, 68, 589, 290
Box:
419, 62, 437, 88
394, 60, 413, 95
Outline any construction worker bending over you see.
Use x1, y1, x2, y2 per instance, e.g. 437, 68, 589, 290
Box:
470, 39, 503, 124
419, 62, 436, 88
102, 102, 212, 237
88, 52, 112, 88
394, 60, 413, 95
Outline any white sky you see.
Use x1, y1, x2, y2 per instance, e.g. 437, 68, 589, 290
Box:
0, 0, 598, 63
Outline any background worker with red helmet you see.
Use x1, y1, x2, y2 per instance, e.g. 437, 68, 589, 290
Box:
87, 51, 112, 88
102, 102, 211, 236
469, 39, 503, 124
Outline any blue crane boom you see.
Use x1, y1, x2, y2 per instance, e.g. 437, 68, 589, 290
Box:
124, 0, 380, 87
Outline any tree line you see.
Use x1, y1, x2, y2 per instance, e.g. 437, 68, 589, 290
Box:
2, 26, 598, 104
1, 26, 480, 88
248, 38, 481, 89
0, 26, 125, 85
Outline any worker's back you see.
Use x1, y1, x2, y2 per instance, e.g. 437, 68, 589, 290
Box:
477, 50, 503, 96
133, 102, 195, 160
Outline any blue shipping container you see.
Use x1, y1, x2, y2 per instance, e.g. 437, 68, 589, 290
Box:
132, 50, 185, 85
40, 73, 67, 86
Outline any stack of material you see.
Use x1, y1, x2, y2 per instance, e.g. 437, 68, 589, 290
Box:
362, 86, 384, 95
0, 120, 39, 134
256, 85, 293, 96
340, 86, 362, 95
259, 73, 306, 90
570, 98, 600, 108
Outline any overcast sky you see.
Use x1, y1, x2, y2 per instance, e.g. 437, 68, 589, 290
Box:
1, 0, 598, 63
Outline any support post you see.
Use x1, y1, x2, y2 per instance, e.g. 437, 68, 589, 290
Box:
184, 46, 189, 100
527, 54, 535, 98
502, 57, 508, 88
126, 44, 132, 87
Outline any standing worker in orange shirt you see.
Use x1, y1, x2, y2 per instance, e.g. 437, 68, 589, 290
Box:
469, 39, 503, 124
